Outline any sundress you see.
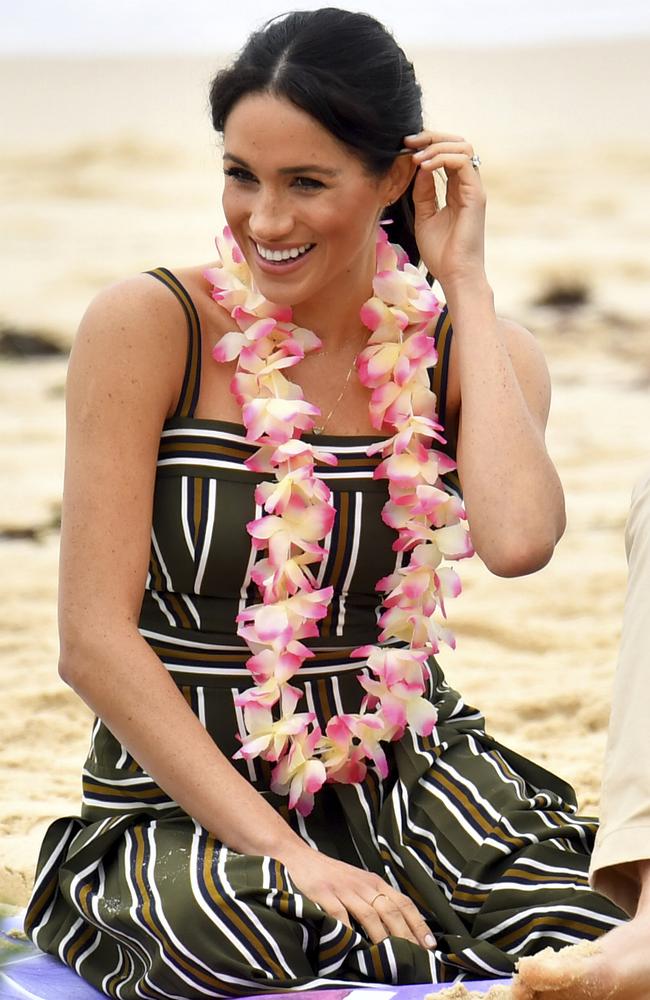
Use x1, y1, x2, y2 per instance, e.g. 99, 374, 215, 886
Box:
24, 269, 625, 996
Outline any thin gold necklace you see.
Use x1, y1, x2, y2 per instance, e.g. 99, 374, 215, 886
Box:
312, 330, 367, 435
313, 356, 358, 435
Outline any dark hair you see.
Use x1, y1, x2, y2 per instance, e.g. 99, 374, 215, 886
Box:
209, 8, 423, 265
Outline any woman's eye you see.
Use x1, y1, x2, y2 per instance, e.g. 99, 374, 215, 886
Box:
293, 176, 325, 190
224, 167, 256, 183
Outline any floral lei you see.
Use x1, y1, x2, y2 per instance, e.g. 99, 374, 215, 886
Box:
204, 226, 473, 816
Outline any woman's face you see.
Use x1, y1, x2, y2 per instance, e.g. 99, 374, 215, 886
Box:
222, 93, 401, 310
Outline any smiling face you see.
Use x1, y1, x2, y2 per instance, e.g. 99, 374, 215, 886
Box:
221, 92, 406, 313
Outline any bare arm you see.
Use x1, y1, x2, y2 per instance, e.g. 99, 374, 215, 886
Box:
405, 130, 565, 577
59, 276, 307, 861
447, 280, 566, 577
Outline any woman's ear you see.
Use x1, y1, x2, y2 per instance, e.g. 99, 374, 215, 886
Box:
381, 154, 417, 207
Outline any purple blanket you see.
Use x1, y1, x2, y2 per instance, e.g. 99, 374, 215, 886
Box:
1, 913, 511, 998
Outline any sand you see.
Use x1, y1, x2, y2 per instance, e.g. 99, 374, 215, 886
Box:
1, 39, 649, 908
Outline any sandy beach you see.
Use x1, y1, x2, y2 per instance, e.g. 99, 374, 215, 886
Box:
1, 39, 649, 907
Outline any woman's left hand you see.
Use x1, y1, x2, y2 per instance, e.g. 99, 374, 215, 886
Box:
403, 131, 487, 290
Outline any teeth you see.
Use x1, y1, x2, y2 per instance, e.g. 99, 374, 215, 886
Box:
255, 242, 313, 261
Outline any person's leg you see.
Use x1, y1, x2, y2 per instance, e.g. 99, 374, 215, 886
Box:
512, 470, 650, 999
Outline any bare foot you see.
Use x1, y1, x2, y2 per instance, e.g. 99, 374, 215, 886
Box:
511, 915, 650, 999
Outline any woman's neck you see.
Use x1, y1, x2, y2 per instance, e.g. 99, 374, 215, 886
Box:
291, 243, 377, 351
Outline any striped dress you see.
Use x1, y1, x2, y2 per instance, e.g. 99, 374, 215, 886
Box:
25, 269, 625, 996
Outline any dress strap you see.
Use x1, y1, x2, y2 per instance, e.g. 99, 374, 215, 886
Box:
145, 267, 202, 419
431, 305, 453, 430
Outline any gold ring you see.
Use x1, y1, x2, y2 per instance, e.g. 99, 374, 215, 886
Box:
369, 892, 387, 907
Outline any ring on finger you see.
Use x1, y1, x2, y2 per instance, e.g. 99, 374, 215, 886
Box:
470, 153, 482, 170
369, 892, 387, 907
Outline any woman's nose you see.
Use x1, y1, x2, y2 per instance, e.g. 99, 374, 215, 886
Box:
248, 191, 294, 242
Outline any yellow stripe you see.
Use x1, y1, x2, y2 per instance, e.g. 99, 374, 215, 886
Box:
168, 593, 192, 629
23, 873, 57, 930
202, 835, 285, 978
369, 942, 384, 979
497, 914, 607, 950
318, 923, 355, 962
83, 780, 165, 801
66, 923, 96, 965
193, 477, 203, 548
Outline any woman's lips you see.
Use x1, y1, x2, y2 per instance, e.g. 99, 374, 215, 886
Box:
250, 240, 317, 274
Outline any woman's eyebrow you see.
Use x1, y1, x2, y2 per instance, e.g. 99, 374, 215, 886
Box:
223, 152, 340, 177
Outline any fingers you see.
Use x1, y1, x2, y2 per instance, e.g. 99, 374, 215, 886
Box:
403, 130, 481, 179
349, 886, 436, 951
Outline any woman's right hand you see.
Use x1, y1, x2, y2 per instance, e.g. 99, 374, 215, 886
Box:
280, 843, 436, 950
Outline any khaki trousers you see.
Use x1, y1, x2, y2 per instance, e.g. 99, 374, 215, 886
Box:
590, 469, 650, 916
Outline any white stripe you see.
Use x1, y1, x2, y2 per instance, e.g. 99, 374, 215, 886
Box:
238, 500, 261, 615
29, 820, 78, 947
315, 493, 335, 587
140, 627, 403, 654
194, 478, 217, 594
74, 930, 102, 973
296, 811, 319, 851
336, 492, 362, 636
319, 924, 344, 946
384, 938, 398, 983
462, 947, 505, 977
116, 743, 129, 768
304, 680, 317, 716
196, 686, 206, 726
57, 915, 83, 964
182, 594, 201, 629
231, 689, 256, 781
481, 743, 531, 801
330, 676, 345, 717
82, 796, 173, 813
180, 476, 195, 560
512, 857, 590, 878
102, 949, 125, 995
82, 770, 160, 786
158, 456, 377, 479
479, 901, 622, 942
89, 715, 102, 753
161, 426, 386, 453
151, 528, 173, 590
157, 658, 369, 678
508, 927, 623, 956
488, 879, 590, 893
351, 780, 382, 855
151, 589, 176, 627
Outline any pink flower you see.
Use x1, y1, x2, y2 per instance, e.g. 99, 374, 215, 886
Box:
242, 397, 320, 443
270, 727, 327, 816
235, 691, 315, 763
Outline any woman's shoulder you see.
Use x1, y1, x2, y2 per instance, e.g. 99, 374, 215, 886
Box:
68, 270, 203, 422
75, 263, 224, 362
80, 267, 196, 339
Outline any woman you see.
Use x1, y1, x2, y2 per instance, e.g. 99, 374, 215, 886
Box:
25, 8, 625, 995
